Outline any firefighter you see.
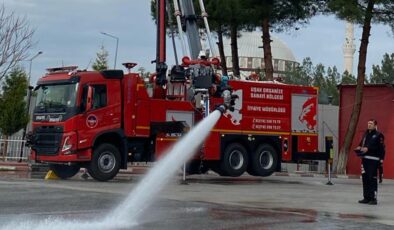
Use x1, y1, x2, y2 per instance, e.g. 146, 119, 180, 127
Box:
354, 119, 385, 205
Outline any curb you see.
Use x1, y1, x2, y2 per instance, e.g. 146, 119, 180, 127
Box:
0, 162, 29, 171
0, 163, 363, 179
119, 167, 362, 179
0, 166, 16, 171
274, 172, 361, 179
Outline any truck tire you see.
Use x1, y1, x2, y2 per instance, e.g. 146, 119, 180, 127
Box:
209, 162, 227, 176
88, 143, 121, 181
246, 167, 258, 176
49, 164, 80, 179
220, 143, 248, 177
251, 144, 278, 177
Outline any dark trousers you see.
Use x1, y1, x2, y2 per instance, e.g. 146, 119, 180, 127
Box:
361, 158, 379, 201
378, 162, 383, 181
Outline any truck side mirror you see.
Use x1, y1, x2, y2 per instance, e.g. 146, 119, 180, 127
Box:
86, 86, 94, 112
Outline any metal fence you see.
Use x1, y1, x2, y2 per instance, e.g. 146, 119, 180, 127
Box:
0, 136, 29, 162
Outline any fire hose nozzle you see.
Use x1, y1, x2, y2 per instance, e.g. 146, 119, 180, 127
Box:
215, 105, 227, 114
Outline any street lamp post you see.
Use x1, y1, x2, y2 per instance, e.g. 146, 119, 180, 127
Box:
100, 32, 119, 69
26, 51, 43, 119
19, 51, 42, 162
28, 51, 43, 86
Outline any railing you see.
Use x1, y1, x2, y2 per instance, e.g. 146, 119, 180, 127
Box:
0, 136, 30, 162
282, 161, 327, 174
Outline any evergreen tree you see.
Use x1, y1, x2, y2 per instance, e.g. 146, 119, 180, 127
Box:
369, 53, 394, 84
0, 67, 29, 157
284, 57, 342, 105
341, 71, 357, 85
284, 57, 313, 86
325, 66, 341, 105
204, 0, 231, 76
92, 45, 109, 71
198, 0, 250, 78
244, 0, 324, 80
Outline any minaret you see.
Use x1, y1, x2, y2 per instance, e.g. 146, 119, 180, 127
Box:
343, 21, 356, 75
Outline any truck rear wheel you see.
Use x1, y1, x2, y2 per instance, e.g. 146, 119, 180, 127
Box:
88, 143, 120, 181
250, 144, 278, 177
220, 143, 248, 177
49, 164, 80, 179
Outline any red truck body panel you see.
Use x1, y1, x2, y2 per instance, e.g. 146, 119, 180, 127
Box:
208, 81, 319, 160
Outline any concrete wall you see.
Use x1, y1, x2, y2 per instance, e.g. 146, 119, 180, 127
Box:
318, 104, 339, 154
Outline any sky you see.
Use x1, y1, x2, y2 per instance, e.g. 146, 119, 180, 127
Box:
2, 0, 394, 86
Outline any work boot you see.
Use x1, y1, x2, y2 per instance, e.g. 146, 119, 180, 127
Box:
358, 199, 370, 204
368, 200, 377, 205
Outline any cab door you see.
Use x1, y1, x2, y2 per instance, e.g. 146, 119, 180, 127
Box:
77, 81, 122, 151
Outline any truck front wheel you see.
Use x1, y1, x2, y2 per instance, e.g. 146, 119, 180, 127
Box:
88, 143, 121, 181
250, 144, 278, 177
220, 143, 248, 177
49, 164, 80, 179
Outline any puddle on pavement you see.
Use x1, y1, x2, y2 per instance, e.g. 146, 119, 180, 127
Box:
338, 213, 377, 221
185, 177, 303, 185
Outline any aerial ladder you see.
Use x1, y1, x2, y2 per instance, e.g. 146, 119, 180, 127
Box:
153, 0, 223, 117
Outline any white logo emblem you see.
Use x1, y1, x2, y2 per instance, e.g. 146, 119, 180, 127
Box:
223, 89, 243, 125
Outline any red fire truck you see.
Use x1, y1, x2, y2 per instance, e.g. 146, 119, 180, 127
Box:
29, 66, 327, 181
28, 0, 328, 181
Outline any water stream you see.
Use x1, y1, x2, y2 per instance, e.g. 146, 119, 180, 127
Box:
2, 110, 222, 230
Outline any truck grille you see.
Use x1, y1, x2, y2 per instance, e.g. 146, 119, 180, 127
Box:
32, 126, 63, 156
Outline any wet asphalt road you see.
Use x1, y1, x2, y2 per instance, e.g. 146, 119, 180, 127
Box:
0, 172, 393, 229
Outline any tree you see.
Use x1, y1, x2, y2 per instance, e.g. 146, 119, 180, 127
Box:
328, 0, 394, 174
244, 0, 323, 80
225, 0, 247, 78
204, 0, 230, 76
0, 67, 29, 158
325, 66, 341, 105
198, 0, 251, 78
0, 5, 34, 81
284, 57, 313, 86
92, 45, 109, 71
341, 71, 357, 84
369, 53, 394, 84
284, 57, 343, 105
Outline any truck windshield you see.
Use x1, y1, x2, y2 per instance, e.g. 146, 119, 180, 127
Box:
34, 83, 79, 113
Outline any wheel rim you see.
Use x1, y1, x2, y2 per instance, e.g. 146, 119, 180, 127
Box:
259, 150, 273, 170
229, 150, 244, 170
98, 151, 116, 173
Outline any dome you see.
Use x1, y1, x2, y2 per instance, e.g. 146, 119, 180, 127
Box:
222, 30, 298, 79
223, 31, 297, 62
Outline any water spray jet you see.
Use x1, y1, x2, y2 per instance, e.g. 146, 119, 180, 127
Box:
103, 110, 223, 225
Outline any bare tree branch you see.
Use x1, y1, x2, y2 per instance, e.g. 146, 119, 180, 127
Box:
0, 4, 35, 81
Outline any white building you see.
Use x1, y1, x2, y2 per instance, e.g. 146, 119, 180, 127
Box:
223, 31, 299, 79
